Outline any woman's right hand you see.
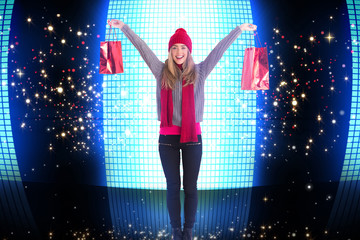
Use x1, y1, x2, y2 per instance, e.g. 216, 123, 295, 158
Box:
107, 19, 125, 29
240, 23, 257, 31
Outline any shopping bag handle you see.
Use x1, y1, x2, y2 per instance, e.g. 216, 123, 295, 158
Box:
247, 30, 262, 48
106, 25, 118, 41
254, 30, 262, 48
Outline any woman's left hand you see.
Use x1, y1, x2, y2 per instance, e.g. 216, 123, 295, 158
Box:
240, 23, 257, 31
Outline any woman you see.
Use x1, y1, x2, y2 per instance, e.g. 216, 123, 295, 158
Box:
107, 19, 257, 240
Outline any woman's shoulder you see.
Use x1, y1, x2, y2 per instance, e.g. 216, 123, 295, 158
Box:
195, 61, 204, 69
194, 62, 201, 69
194, 62, 204, 75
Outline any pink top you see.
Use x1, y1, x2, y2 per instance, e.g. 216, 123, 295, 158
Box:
159, 122, 201, 135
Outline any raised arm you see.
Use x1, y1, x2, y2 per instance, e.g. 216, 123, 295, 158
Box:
108, 19, 164, 77
199, 23, 257, 79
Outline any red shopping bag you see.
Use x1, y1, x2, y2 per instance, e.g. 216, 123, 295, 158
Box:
241, 32, 269, 90
100, 26, 124, 74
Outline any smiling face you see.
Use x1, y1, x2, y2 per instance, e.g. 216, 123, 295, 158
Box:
170, 44, 188, 65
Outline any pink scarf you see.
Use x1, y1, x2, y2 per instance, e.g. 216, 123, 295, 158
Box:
160, 64, 198, 143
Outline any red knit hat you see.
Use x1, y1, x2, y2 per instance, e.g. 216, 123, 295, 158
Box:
168, 28, 192, 54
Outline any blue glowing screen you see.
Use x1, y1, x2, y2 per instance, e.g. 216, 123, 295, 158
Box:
103, 0, 256, 189
341, 0, 360, 181
0, 0, 21, 182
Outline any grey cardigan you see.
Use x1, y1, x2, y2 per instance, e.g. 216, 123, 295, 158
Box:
120, 24, 243, 127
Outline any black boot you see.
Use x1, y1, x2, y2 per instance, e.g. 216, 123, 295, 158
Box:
182, 227, 192, 240
171, 227, 183, 240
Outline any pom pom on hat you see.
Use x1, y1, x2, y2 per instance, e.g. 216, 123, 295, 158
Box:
168, 28, 192, 53
175, 28, 187, 34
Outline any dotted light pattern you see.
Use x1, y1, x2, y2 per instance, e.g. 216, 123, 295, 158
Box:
0, 0, 21, 182
342, 0, 360, 181
104, 0, 256, 189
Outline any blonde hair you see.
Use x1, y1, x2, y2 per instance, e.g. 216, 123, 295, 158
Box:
161, 49, 198, 90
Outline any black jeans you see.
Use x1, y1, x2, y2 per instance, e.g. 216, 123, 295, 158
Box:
158, 134, 202, 229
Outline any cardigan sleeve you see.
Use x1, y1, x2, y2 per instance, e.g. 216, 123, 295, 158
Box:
198, 26, 243, 80
120, 24, 164, 78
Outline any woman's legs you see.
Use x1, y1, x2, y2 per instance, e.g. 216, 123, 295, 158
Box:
181, 135, 202, 229
158, 135, 182, 229
158, 134, 203, 230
